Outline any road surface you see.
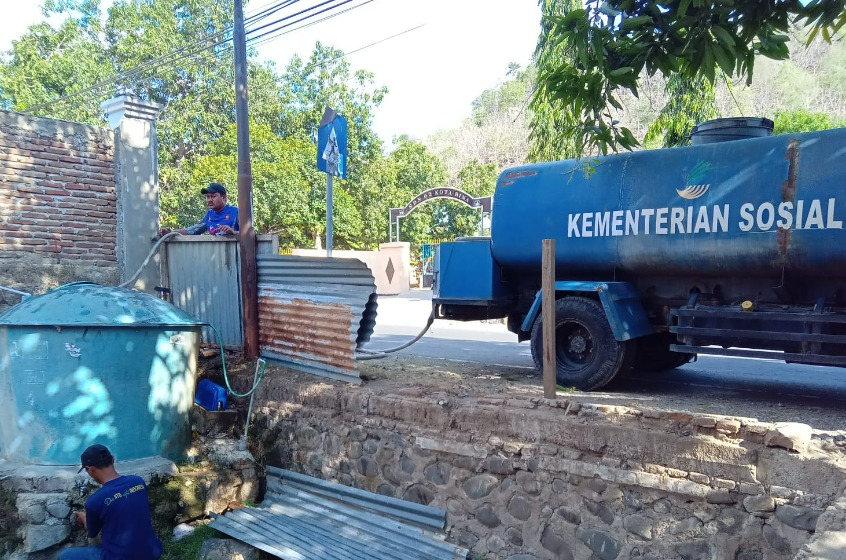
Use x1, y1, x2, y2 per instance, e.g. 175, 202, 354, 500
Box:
366, 290, 846, 430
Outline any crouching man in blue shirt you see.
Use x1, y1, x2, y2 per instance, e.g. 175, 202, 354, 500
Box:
60, 444, 163, 560
158, 182, 240, 236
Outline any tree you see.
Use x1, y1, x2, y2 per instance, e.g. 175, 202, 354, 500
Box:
7, 1, 609, 250
534, 0, 846, 155
0, 13, 110, 121
427, 66, 531, 176
644, 75, 718, 148
773, 109, 844, 134
528, 0, 582, 162
387, 140, 447, 245
104, 0, 241, 166
161, 122, 337, 248
1, 2, 395, 250
277, 42, 388, 249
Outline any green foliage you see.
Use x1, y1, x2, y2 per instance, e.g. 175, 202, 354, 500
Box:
0, 0, 513, 249
644, 75, 718, 147
0, 18, 110, 120
423, 160, 497, 240
471, 75, 527, 127
773, 109, 842, 134
533, 0, 846, 154
160, 524, 222, 560
528, 0, 583, 162
428, 65, 531, 175
387, 140, 448, 245
2, 2, 390, 250
273, 42, 387, 249
163, 121, 365, 250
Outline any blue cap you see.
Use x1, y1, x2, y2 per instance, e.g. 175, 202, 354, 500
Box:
78, 444, 113, 473
201, 182, 227, 195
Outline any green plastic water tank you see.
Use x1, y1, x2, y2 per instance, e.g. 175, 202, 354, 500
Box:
0, 282, 203, 465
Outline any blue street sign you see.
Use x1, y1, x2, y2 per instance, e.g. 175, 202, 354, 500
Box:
317, 114, 347, 179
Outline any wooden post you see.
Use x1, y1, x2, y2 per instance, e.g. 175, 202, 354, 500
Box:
234, 0, 259, 360
542, 239, 556, 399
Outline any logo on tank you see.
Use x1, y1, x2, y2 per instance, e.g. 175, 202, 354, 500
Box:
676, 161, 711, 200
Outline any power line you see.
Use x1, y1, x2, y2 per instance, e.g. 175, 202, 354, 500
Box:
247, 0, 364, 44
20, 0, 421, 115
22, 0, 335, 112
22, 0, 300, 112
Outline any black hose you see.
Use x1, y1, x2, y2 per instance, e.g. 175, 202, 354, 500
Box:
355, 310, 435, 360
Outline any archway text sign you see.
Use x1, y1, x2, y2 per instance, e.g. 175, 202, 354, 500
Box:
389, 187, 492, 242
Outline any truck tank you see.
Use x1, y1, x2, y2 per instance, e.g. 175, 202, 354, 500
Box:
491, 128, 846, 280
435, 123, 846, 390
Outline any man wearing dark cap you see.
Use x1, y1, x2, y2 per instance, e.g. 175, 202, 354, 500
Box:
59, 444, 163, 560
158, 182, 239, 236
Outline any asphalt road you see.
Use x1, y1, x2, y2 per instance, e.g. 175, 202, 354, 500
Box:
367, 290, 846, 429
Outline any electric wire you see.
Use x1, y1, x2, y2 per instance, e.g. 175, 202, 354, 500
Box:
246, 0, 356, 40
249, 0, 374, 47
22, 0, 300, 113
22, 0, 368, 114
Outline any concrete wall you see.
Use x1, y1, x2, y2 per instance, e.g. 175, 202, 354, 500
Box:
102, 96, 163, 293
293, 241, 411, 295
0, 110, 119, 308
248, 375, 846, 560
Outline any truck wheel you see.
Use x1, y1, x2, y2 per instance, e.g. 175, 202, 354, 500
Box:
530, 297, 632, 391
632, 333, 694, 372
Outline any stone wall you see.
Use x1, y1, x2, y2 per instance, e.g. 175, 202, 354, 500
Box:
0, 434, 258, 559
0, 110, 119, 307
249, 376, 846, 560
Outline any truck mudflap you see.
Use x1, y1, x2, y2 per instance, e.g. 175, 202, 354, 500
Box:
520, 281, 654, 341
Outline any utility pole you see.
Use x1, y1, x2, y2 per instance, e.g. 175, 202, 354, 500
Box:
234, 0, 259, 360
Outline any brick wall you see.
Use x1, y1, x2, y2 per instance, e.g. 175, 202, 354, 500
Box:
0, 110, 119, 308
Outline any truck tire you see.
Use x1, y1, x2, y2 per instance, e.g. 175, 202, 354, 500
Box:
632, 333, 694, 372
530, 297, 632, 391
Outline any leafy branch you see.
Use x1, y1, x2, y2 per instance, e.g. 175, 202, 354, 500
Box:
535, 0, 846, 155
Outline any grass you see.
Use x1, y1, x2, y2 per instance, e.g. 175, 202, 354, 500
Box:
160, 524, 221, 560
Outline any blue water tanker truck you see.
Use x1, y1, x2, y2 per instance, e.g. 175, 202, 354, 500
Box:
433, 118, 846, 390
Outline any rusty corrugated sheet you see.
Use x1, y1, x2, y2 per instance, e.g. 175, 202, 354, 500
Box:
209, 467, 469, 560
257, 255, 377, 383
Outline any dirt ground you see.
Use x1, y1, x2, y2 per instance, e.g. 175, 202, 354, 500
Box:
354, 354, 846, 433
195, 350, 846, 434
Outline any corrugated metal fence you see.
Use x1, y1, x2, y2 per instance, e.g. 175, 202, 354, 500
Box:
257, 254, 378, 384
162, 235, 278, 346
209, 467, 469, 559
163, 237, 378, 383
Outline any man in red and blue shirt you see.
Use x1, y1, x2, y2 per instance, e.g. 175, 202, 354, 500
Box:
158, 182, 239, 236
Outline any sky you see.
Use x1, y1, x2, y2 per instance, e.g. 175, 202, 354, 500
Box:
0, 1, 542, 144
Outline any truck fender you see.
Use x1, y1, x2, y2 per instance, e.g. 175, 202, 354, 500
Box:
519, 281, 654, 342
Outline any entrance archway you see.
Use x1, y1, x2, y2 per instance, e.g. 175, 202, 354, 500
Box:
388, 187, 492, 242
